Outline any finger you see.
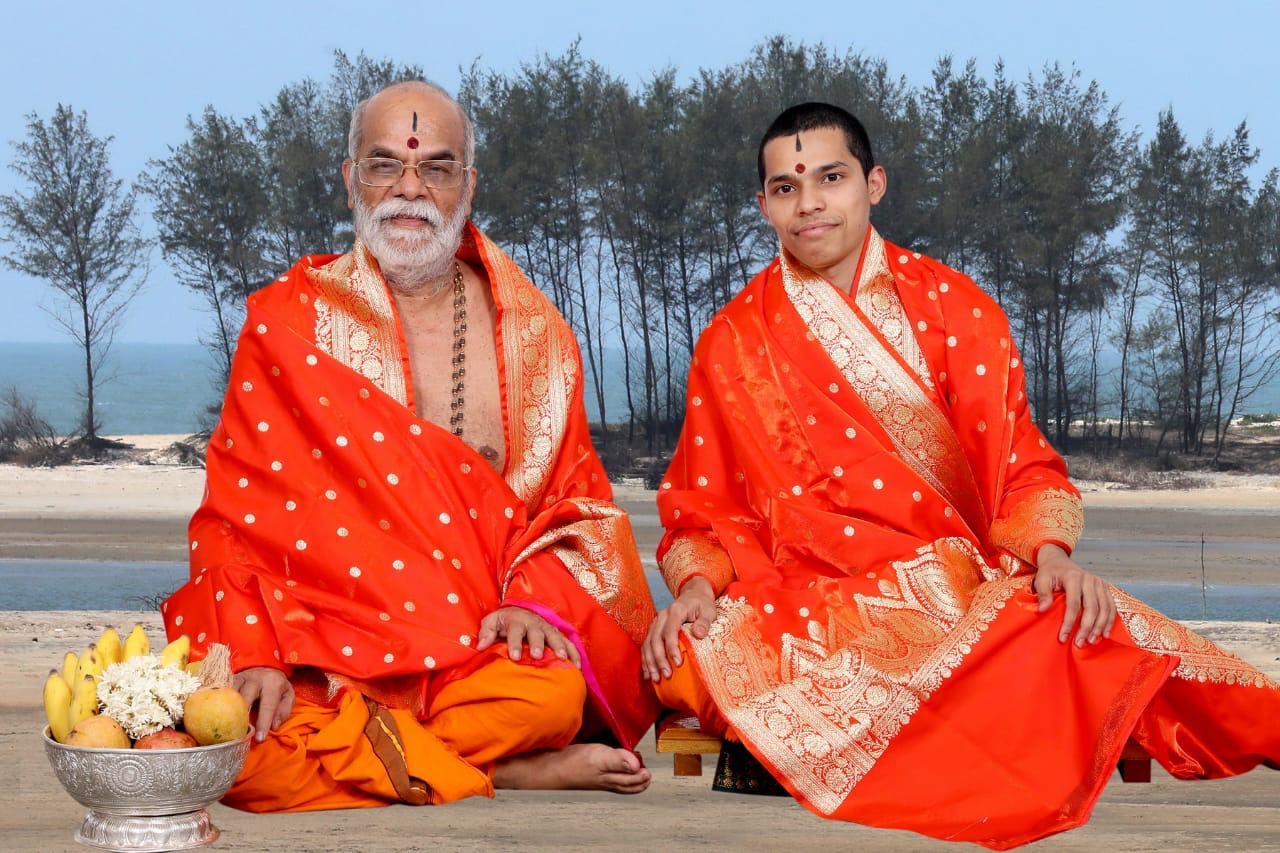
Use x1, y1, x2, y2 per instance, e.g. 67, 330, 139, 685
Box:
691, 603, 715, 639
235, 676, 261, 708
275, 684, 295, 727
641, 620, 668, 681
475, 612, 501, 652
256, 693, 278, 742
1033, 572, 1055, 612
1101, 589, 1117, 638
1075, 583, 1099, 647
663, 621, 683, 671
1088, 581, 1117, 643
525, 623, 547, 661
544, 627, 580, 668
507, 620, 527, 661
1059, 575, 1082, 643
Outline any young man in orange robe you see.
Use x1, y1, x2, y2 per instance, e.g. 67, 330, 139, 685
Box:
162, 80, 658, 811
643, 102, 1279, 849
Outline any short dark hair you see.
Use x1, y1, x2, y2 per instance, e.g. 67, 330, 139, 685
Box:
757, 102, 875, 185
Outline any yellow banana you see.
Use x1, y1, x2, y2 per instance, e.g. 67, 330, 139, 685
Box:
96, 626, 123, 666
184, 659, 203, 677
158, 635, 191, 670
60, 650, 79, 691
43, 669, 72, 743
74, 643, 105, 684
123, 623, 150, 660
67, 673, 99, 729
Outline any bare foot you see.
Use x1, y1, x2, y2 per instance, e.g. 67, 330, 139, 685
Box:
493, 743, 651, 794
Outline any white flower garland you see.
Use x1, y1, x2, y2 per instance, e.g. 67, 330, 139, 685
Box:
97, 655, 202, 739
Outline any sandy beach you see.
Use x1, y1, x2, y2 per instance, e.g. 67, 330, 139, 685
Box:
2, 436, 1278, 851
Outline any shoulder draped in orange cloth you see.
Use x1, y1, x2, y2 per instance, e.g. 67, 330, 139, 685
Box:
656, 229, 1279, 849
163, 223, 658, 812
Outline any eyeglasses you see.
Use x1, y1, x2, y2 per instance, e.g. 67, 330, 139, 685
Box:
354, 158, 468, 189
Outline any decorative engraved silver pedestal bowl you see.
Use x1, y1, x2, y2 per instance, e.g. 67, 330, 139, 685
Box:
43, 727, 252, 852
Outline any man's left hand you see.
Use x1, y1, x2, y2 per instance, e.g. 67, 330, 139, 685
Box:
476, 605, 581, 667
1033, 543, 1117, 646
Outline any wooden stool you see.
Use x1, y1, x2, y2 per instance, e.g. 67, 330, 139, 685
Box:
654, 713, 722, 776
656, 711, 1154, 783
1117, 740, 1153, 782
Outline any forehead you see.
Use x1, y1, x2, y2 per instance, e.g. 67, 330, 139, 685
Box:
358, 87, 466, 156
761, 125, 852, 172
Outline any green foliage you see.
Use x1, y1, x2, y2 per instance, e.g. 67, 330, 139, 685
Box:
0, 385, 64, 464
129, 39, 1279, 464
0, 105, 149, 439
145, 51, 422, 400
145, 107, 270, 384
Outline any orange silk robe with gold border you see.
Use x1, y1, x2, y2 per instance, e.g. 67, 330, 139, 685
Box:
163, 223, 658, 803
657, 229, 1279, 849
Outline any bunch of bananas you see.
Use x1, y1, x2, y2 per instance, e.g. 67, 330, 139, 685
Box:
42, 624, 191, 743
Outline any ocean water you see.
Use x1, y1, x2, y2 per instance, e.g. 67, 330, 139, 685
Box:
0, 558, 1276, 619
2, 341, 1278, 438
0, 340, 639, 434
0, 341, 221, 436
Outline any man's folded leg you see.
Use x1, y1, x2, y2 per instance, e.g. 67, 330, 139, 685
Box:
221, 655, 586, 813
654, 634, 733, 739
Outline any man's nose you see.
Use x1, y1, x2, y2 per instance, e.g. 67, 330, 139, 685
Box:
795, 183, 824, 213
393, 166, 431, 199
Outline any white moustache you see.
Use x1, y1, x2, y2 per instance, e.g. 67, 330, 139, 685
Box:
374, 199, 444, 228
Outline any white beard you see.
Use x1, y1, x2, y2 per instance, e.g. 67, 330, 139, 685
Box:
353, 194, 468, 293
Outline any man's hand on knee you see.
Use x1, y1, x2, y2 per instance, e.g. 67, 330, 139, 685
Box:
476, 606, 581, 667
234, 665, 295, 742
1033, 544, 1117, 646
642, 576, 717, 682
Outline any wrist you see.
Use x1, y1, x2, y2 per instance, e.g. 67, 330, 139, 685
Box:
679, 575, 716, 600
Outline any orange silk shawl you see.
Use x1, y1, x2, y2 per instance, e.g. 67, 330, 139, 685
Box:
163, 222, 658, 748
658, 230, 1278, 848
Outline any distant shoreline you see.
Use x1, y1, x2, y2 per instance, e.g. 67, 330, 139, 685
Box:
2, 438, 1279, 583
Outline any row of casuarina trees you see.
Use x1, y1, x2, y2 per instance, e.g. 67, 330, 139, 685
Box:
4, 40, 1277, 462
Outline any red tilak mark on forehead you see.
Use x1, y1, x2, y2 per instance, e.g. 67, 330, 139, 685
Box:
407, 137, 419, 149
794, 163, 806, 174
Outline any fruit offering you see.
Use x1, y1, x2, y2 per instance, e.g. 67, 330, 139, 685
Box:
181, 645, 252, 745
41, 624, 250, 749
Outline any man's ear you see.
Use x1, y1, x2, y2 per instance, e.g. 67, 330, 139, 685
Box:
465, 166, 478, 216
756, 190, 768, 219
867, 165, 888, 206
341, 159, 355, 210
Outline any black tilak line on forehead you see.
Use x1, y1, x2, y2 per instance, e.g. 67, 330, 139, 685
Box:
795, 134, 802, 152
412, 112, 418, 132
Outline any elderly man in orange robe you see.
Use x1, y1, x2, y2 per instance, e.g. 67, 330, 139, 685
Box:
643, 102, 1279, 849
162, 80, 658, 811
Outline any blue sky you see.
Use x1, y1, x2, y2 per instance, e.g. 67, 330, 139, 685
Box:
2, 0, 1277, 343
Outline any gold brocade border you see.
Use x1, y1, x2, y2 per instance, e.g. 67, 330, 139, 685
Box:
1116, 589, 1279, 689
660, 531, 736, 596
988, 487, 1084, 563
690, 540, 1018, 814
852, 232, 931, 389
480, 230, 573, 507
505, 497, 654, 645
779, 241, 985, 526
308, 242, 409, 405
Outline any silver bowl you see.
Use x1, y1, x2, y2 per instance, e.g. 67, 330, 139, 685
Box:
43, 726, 253, 852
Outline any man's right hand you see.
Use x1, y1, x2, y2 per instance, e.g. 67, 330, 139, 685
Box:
233, 666, 294, 742
641, 576, 717, 682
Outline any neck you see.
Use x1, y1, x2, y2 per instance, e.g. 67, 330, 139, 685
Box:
384, 261, 456, 301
